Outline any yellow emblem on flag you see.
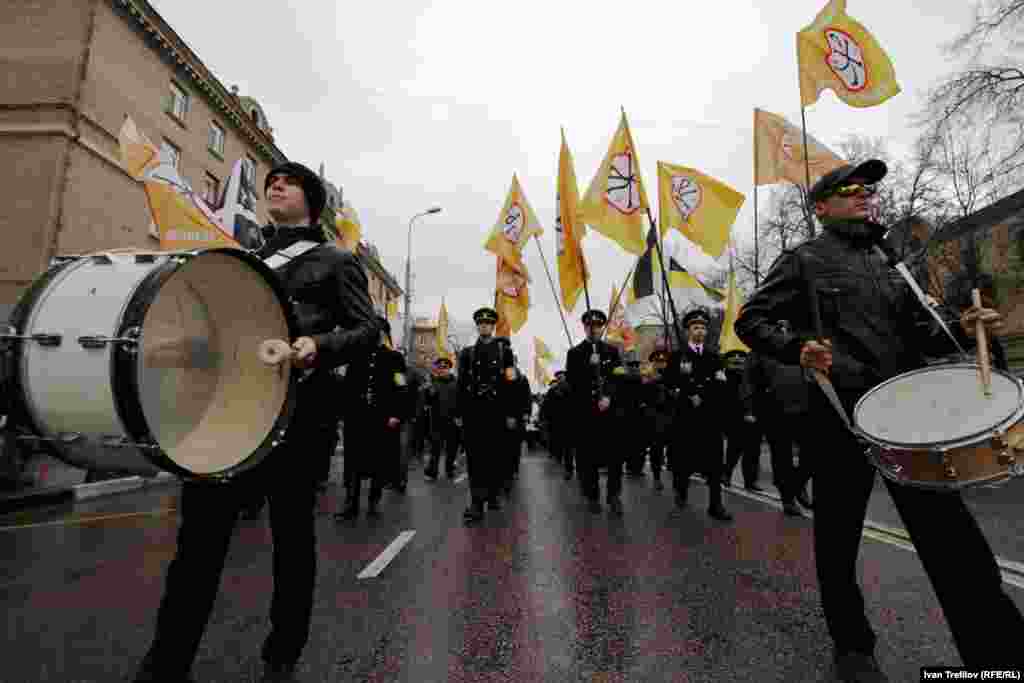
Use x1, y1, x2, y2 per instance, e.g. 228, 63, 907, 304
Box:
753, 108, 846, 187
797, 0, 901, 109
579, 110, 650, 255
484, 174, 544, 279
556, 128, 589, 312
657, 162, 744, 260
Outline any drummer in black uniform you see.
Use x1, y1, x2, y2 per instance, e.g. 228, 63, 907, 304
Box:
336, 317, 409, 520
135, 161, 378, 682
456, 307, 515, 523
663, 309, 733, 522
566, 309, 625, 515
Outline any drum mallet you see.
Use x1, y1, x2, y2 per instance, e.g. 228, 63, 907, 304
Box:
971, 289, 993, 397
258, 339, 294, 366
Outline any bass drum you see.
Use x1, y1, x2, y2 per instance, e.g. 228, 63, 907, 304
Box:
3, 248, 297, 481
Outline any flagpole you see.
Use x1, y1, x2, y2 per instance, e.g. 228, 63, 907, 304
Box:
657, 222, 672, 353
533, 235, 574, 346
645, 208, 683, 349
798, 107, 817, 236
599, 258, 640, 342
753, 111, 760, 287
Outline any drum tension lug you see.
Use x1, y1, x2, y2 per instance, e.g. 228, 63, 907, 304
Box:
0, 328, 63, 347
941, 453, 958, 479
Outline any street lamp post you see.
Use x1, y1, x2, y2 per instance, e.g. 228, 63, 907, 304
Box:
403, 207, 442, 360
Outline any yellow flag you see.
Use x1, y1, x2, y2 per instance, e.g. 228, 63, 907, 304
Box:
118, 117, 239, 250
534, 337, 554, 363
657, 162, 744, 260
436, 299, 449, 359
719, 267, 751, 356
533, 356, 553, 388
797, 0, 901, 108
579, 110, 650, 255
386, 298, 398, 320
335, 201, 362, 251
495, 255, 530, 337
557, 128, 589, 312
753, 108, 846, 187
605, 284, 637, 350
484, 174, 543, 278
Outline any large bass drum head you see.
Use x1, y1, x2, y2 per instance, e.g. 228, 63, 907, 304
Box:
854, 364, 1024, 449
137, 251, 291, 475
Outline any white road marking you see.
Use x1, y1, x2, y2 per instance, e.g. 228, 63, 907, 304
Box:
454, 473, 467, 484
357, 530, 416, 579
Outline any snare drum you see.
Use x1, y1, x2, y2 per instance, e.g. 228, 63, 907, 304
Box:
853, 363, 1024, 490
3, 248, 297, 480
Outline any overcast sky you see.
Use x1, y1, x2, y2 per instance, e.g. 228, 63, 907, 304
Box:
150, 0, 972, 381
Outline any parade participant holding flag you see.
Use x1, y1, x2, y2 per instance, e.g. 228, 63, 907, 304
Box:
136, 162, 379, 683
663, 309, 733, 522
456, 307, 516, 524
566, 309, 626, 515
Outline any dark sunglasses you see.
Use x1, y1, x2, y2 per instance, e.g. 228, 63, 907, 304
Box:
831, 183, 878, 198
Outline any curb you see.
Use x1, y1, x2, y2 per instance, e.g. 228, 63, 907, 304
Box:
0, 472, 179, 512
724, 479, 1024, 590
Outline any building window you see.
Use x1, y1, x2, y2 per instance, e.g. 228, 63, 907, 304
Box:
242, 155, 257, 191
166, 81, 189, 122
160, 139, 180, 169
202, 173, 220, 206
208, 122, 225, 157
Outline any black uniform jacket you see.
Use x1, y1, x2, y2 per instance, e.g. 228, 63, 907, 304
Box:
663, 345, 726, 407
456, 337, 516, 418
426, 375, 458, 422
256, 225, 379, 372
735, 219, 969, 409
566, 338, 623, 418
342, 345, 410, 420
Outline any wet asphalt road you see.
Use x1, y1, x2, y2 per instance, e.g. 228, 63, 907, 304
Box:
1, 448, 1021, 683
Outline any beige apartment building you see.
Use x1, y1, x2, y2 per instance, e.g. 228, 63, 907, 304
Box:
0, 0, 288, 318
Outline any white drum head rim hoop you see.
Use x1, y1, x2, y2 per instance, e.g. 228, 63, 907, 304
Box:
853, 363, 1024, 451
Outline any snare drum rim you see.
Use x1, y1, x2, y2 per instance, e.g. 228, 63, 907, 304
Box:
112, 248, 300, 482
4, 257, 83, 457
853, 363, 1024, 451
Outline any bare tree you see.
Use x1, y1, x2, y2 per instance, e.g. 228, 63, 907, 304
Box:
918, 1, 1024, 188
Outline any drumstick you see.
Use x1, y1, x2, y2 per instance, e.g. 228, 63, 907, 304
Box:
972, 289, 992, 397
259, 339, 293, 366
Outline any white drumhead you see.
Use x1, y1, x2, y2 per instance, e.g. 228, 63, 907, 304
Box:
138, 251, 290, 474
854, 365, 1023, 447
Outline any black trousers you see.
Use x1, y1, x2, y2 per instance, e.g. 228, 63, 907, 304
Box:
670, 405, 724, 509
141, 427, 329, 676
626, 413, 651, 474
427, 417, 459, 476
724, 417, 761, 487
577, 410, 622, 502
344, 412, 401, 504
463, 404, 505, 504
760, 406, 801, 503
805, 400, 1024, 664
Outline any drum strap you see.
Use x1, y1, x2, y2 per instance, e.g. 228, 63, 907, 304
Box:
263, 240, 320, 270
871, 245, 968, 357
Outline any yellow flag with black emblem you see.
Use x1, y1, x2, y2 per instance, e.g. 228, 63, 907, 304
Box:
579, 110, 650, 256
484, 174, 544, 278
797, 0, 901, 108
657, 162, 744, 260
534, 337, 554, 363
556, 128, 589, 311
436, 299, 449, 360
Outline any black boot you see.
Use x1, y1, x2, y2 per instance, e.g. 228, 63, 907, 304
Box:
336, 498, 358, 520
708, 505, 733, 522
463, 500, 484, 524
